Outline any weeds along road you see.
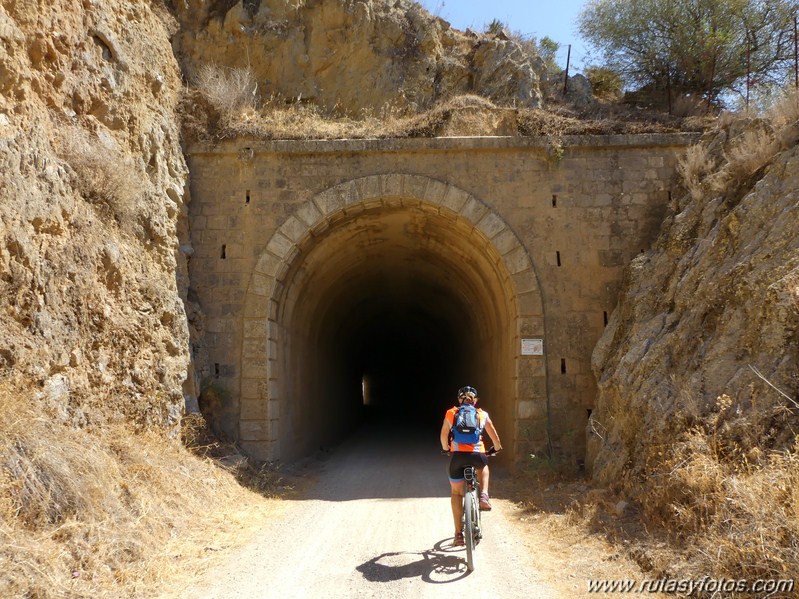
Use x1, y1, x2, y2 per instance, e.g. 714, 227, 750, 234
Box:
177, 425, 562, 599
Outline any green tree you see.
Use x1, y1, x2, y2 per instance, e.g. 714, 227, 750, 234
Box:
578, 0, 798, 106
537, 36, 561, 72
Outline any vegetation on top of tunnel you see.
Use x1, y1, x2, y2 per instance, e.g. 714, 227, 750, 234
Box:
180, 64, 707, 144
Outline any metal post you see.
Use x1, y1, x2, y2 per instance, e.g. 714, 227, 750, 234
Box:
794, 13, 798, 94
746, 42, 751, 111
666, 68, 672, 115
563, 44, 571, 96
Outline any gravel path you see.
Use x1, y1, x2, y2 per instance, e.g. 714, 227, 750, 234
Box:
178, 427, 562, 598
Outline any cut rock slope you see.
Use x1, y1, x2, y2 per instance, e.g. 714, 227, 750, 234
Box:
0, 0, 191, 428
589, 119, 799, 482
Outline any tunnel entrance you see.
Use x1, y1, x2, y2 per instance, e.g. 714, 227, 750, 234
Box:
277, 205, 515, 460
239, 174, 546, 462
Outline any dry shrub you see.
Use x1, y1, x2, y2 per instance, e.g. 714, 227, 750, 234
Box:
677, 143, 716, 201
670, 94, 709, 118
195, 64, 259, 125
585, 66, 623, 102
382, 94, 500, 138
637, 394, 799, 583
709, 125, 779, 195
678, 90, 799, 205
0, 376, 269, 598
57, 128, 143, 225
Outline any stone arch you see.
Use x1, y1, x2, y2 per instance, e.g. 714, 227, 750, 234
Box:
240, 173, 545, 460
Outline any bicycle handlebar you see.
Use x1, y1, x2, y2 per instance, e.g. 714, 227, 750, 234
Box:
440, 446, 502, 456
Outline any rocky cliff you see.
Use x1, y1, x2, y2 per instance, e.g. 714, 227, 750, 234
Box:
0, 0, 190, 429
590, 112, 799, 481
588, 109, 799, 578
171, 0, 547, 116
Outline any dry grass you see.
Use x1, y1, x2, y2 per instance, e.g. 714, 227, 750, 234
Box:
678, 90, 799, 205
636, 404, 799, 583
56, 127, 144, 227
180, 64, 704, 144
195, 64, 259, 126
0, 375, 276, 598
677, 143, 717, 202
513, 400, 799, 591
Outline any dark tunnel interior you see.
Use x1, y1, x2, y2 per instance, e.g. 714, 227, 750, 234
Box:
275, 205, 514, 460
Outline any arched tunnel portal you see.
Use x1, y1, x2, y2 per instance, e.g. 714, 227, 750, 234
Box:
240, 175, 545, 462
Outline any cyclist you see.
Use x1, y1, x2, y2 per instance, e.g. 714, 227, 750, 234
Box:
440, 385, 503, 546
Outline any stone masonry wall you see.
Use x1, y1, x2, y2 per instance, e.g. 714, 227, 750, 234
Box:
186, 134, 696, 461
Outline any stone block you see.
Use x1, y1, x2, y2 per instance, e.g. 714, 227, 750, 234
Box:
511, 270, 539, 295
239, 440, 275, 461
241, 360, 267, 380
517, 399, 547, 420
243, 294, 270, 319
240, 378, 269, 401
440, 186, 469, 213
266, 232, 294, 259
503, 245, 532, 275
242, 318, 267, 338
255, 251, 283, 278
517, 315, 544, 336
243, 337, 266, 359
518, 355, 547, 378
476, 211, 506, 239
314, 188, 345, 215
241, 398, 270, 420
295, 201, 323, 227
492, 228, 520, 255
280, 215, 309, 243
249, 272, 273, 297
518, 291, 544, 316
240, 420, 269, 441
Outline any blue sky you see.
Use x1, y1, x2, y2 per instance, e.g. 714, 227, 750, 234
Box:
417, 0, 592, 71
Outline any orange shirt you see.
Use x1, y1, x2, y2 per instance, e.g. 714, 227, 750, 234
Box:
445, 405, 489, 453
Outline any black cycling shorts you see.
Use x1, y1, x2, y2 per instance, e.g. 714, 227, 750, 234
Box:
448, 452, 488, 482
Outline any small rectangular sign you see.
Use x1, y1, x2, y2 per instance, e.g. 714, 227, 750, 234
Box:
521, 338, 543, 355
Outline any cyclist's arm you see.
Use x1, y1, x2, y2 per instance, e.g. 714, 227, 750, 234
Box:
484, 418, 502, 452
440, 419, 451, 451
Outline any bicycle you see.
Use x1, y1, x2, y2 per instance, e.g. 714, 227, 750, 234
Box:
443, 446, 499, 572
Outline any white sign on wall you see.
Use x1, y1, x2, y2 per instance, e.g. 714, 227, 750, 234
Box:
521, 338, 543, 356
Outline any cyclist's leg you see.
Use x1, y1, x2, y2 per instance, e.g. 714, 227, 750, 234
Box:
448, 454, 468, 535
475, 454, 491, 509
480, 463, 490, 495
449, 480, 465, 532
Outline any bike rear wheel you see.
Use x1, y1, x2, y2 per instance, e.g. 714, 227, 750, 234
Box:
464, 490, 476, 571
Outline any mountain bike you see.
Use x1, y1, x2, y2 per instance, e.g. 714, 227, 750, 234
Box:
444, 447, 499, 572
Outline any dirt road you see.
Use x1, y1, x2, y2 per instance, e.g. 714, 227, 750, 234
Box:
178, 427, 564, 598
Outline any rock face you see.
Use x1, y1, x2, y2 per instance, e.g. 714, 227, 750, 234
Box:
588, 119, 799, 485
0, 0, 191, 430
171, 0, 546, 114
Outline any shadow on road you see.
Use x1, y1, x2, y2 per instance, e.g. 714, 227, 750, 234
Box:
356, 538, 471, 584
